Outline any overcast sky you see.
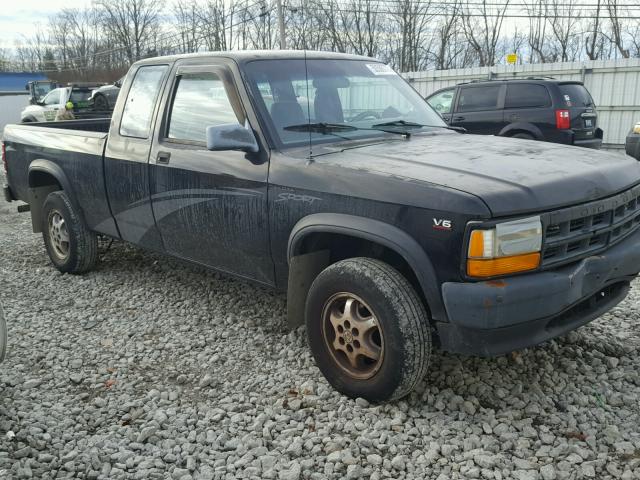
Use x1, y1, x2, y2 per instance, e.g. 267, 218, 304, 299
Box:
0, 0, 89, 49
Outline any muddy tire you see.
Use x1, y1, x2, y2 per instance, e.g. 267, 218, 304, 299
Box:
42, 191, 98, 273
306, 257, 431, 402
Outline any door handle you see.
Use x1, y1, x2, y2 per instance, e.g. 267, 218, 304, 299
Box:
156, 151, 171, 164
453, 116, 465, 121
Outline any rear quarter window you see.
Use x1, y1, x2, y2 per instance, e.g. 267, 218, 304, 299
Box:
505, 84, 551, 109
120, 65, 168, 139
559, 84, 594, 107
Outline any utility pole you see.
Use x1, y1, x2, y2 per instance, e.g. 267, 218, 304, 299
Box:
276, 0, 286, 50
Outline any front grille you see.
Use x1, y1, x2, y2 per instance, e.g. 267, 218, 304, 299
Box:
542, 184, 640, 267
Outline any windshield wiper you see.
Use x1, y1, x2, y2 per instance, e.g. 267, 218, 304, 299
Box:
284, 122, 357, 134
283, 122, 359, 141
372, 120, 466, 133
283, 122, 409, 138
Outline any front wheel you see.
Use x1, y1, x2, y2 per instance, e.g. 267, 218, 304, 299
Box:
306, 258, 431, 402
42, 191, 98, 273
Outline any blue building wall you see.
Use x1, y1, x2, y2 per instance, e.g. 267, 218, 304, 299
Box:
0, 72, 48, 92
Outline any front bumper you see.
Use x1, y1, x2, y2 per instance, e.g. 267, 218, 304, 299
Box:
437, 227, 640, 356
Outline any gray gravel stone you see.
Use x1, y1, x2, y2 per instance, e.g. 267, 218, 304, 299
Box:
0, 183, 639, 480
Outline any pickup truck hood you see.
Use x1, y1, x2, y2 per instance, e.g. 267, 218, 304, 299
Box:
315, 132, 640, 216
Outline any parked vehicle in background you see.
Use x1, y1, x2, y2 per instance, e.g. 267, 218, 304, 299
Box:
626, 122, 640, 160
21, 83, 104, 122
4, 51, 640, 402
426, 78, 603, 149
25, 80, 59, 105
89, 77, 124, 111
0, 303, 6, 363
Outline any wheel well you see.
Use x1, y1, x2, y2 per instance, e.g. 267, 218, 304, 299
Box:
504, 129, 535, 139
295, 232, 429, 313
29, 170, 62, 190
27, 170, 63, 234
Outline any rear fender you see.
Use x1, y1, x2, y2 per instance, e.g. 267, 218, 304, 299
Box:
28, 160, 76, 233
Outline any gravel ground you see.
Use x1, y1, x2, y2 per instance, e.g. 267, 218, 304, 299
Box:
1, 196, 640, 480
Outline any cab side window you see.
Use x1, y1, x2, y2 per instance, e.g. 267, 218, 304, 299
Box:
120, 65, 168, 139
427, 89, 455, 114
457, 85, 501, 112
167, 72, 240, 143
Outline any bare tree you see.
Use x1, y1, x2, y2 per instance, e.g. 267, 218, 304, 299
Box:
548, 0, 582, 62
173, 0, 202, 53
460, 0, 510, 66
336, 0, 382, 57
524, 0, 551, 63
432, 1, 468, 70
98, 0, 164, 63
605, 0, 630, 58
585, 0, 604, 60
391, 0, 434, 71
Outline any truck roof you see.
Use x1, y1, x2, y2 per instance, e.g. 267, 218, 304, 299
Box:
133, 50, 378, 67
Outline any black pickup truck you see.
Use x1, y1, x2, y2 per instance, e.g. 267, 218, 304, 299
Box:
4, 51, 640, 402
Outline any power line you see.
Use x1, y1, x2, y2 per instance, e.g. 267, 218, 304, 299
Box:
301, 4, 640, 19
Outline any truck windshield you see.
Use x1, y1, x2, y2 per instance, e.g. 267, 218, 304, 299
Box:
243, 59, 446, 148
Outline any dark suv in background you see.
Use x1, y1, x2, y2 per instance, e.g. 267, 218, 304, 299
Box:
426, 78, 603, 149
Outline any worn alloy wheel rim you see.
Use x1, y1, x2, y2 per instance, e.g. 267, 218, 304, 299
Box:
321, 292, 384, 380
48, 210, 70, 260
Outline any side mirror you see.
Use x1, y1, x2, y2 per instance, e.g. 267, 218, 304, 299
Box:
114, 80, 122, 88
206, 121, 259, 153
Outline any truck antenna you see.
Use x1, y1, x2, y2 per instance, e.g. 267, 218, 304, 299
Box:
301, 1, 313, 161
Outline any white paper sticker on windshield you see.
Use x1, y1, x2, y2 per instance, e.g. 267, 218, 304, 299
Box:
366, 63, 396, 75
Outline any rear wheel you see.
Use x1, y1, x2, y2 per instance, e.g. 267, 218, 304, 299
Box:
42, 191, 98, 273
306, 257, 431, 402
511, 133, 535, 140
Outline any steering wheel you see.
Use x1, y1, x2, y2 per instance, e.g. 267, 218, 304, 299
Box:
349, 110, 381, 122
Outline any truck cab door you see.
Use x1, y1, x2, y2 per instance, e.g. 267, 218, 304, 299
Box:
148, 61, 274, 285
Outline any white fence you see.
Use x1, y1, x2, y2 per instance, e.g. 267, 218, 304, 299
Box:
0, 93, 28, 134
403, 58, 640, 149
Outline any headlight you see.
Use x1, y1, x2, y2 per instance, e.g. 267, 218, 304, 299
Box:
633, 123, 640, 134
467, 216, 542, 278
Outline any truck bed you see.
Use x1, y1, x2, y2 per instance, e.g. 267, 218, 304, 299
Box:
20, 117, 111, 133
3, 121, 115, 236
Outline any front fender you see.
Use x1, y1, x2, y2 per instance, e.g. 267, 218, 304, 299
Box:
288, 213, 445, 322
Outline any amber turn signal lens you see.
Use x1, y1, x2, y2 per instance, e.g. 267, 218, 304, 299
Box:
468, 230, 485, 258
467, 252, 540, 278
